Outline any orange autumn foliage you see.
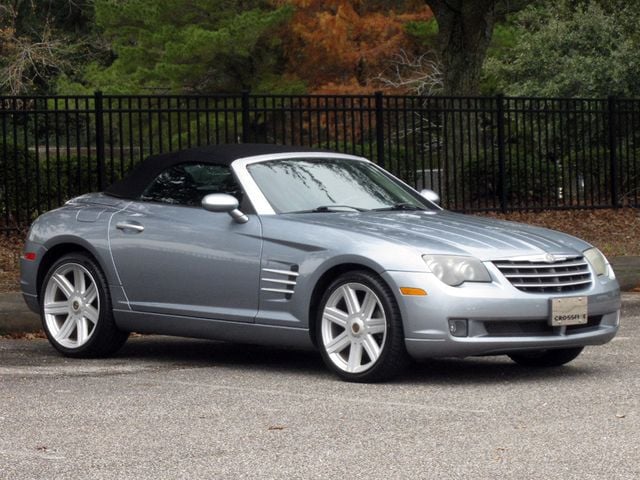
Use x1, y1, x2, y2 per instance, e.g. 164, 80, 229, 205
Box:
276, 0, 432, 94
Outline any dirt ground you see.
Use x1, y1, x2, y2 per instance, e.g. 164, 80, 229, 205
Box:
0, 231, 24, 293
1, 208, 638, 293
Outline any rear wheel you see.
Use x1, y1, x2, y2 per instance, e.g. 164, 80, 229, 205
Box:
317, 271, 409, 382
41, 252, 128, 357
508, 347, 584, 368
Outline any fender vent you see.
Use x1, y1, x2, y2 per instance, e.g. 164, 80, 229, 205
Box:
260, 265, 299, 299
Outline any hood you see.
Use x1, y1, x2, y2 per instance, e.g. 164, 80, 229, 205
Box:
282, 210, 591, 260
68, 192, 129, 208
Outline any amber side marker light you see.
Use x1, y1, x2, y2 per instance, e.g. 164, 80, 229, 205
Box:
23, 252, 37, 261
399, 287, 427, 296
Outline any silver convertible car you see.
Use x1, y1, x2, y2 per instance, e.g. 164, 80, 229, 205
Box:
20, 144, 620, 381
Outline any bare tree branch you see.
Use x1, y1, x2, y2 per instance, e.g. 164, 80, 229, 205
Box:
374, 50, 444, 96
0, 21, 72, 95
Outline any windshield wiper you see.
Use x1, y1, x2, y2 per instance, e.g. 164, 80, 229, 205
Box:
290, 205, 368, 213
373, 203, 424, 211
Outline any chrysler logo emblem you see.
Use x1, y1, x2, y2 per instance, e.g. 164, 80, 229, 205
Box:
544, 253, 556, 263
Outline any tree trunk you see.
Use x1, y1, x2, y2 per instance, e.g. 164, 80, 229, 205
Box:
426, 0, 497, 96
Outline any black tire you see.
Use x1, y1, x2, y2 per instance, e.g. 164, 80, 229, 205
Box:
508, 347, 584, 368
316, 270, 409, 382
40, 252, 129, 357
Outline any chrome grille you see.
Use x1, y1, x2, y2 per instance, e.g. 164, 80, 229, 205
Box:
493, 256, 592, 293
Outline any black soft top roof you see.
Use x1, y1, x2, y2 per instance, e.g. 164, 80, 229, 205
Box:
104, 143, 333, 199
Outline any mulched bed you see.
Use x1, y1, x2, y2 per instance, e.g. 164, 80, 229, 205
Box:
482, 208, 640, 257
0, 231, 23, 293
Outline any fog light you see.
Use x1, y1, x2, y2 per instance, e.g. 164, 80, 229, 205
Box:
448, 319, 468, 337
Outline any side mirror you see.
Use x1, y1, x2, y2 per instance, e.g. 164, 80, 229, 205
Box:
201, 193, 248, 223
420, 189, 440, 205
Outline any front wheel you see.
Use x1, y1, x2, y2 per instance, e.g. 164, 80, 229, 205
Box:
317, 271, 409, 382
508, 347, 584, 368
41, 252, 128, 357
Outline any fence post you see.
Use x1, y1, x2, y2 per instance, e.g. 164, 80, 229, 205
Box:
241, 90, 250, 144
496, 94, 507, 213
607, 95, 619, 208
374, 91, 384, 165
94, 91, 106, 191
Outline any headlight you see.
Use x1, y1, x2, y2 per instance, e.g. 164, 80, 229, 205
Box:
584, 247, 615, 278
422, 255, 492, 286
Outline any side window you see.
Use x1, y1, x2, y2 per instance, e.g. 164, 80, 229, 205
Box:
140, 163, 240, 206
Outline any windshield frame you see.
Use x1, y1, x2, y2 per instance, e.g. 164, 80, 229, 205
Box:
231, 152, 441, 215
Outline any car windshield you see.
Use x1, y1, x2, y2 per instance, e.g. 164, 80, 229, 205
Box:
247, 158, 435, 213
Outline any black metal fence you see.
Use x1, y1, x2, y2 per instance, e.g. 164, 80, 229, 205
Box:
2, 92, 639, 230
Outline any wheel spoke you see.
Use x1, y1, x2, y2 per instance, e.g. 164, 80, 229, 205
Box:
340, 285, 360, 315
73, 268, 86, 294
53, 274, 74, 299
322, 307, 348, 327
360, 292, 377, 320
44, 301, 69, 316
83, 283, 97, 304
84, 305, 99, 325
362, 334, 381, 362
325, 331, 350, 354
76, 317, 89, 345
347, 343, 363, 372
57, 315, 76, 340
366, 317, 386, 335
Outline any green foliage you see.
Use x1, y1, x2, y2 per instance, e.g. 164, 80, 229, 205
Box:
0, 0, 104, 95
483, 1, 640, 97
479, 23, 519, 95
0, 143, 33, 222
0, 143, 96, 222
404, 19, 438, 48
61, 0, 295, 94
254, 74, 306, 95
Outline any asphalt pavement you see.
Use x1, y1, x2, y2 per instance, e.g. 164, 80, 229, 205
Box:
1, 295, 638, 479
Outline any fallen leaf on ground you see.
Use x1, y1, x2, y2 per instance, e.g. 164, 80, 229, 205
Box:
0, 331, 46, 340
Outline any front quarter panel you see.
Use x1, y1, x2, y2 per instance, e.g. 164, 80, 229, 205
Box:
254, 215, 425, 328
20, 204, 122, 309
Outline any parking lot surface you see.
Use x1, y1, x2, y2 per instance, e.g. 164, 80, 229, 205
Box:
1, 294, 639, 480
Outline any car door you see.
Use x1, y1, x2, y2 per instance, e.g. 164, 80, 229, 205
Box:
108, 163, 262, 323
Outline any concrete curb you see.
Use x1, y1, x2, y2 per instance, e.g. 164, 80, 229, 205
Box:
2, 257, 639, 335
0, 293, 41, 334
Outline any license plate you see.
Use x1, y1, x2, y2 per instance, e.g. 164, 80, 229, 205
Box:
550, 297, 588, 326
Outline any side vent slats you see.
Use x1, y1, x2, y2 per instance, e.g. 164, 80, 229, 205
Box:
260, 265, 299, 299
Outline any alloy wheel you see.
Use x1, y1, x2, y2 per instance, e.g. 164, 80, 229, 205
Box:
320, 282, 387, 374
43, 263, 100, 349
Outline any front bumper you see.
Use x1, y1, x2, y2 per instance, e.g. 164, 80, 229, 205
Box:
19, 240, 47, 314
382, 269, 621, 360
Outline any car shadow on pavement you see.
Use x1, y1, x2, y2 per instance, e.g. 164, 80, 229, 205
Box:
399, 356, 605, 385
114, 337, 608, 384
118, 336, 329, 377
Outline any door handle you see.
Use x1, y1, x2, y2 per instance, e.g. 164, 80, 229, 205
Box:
116, 222, 144, 233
